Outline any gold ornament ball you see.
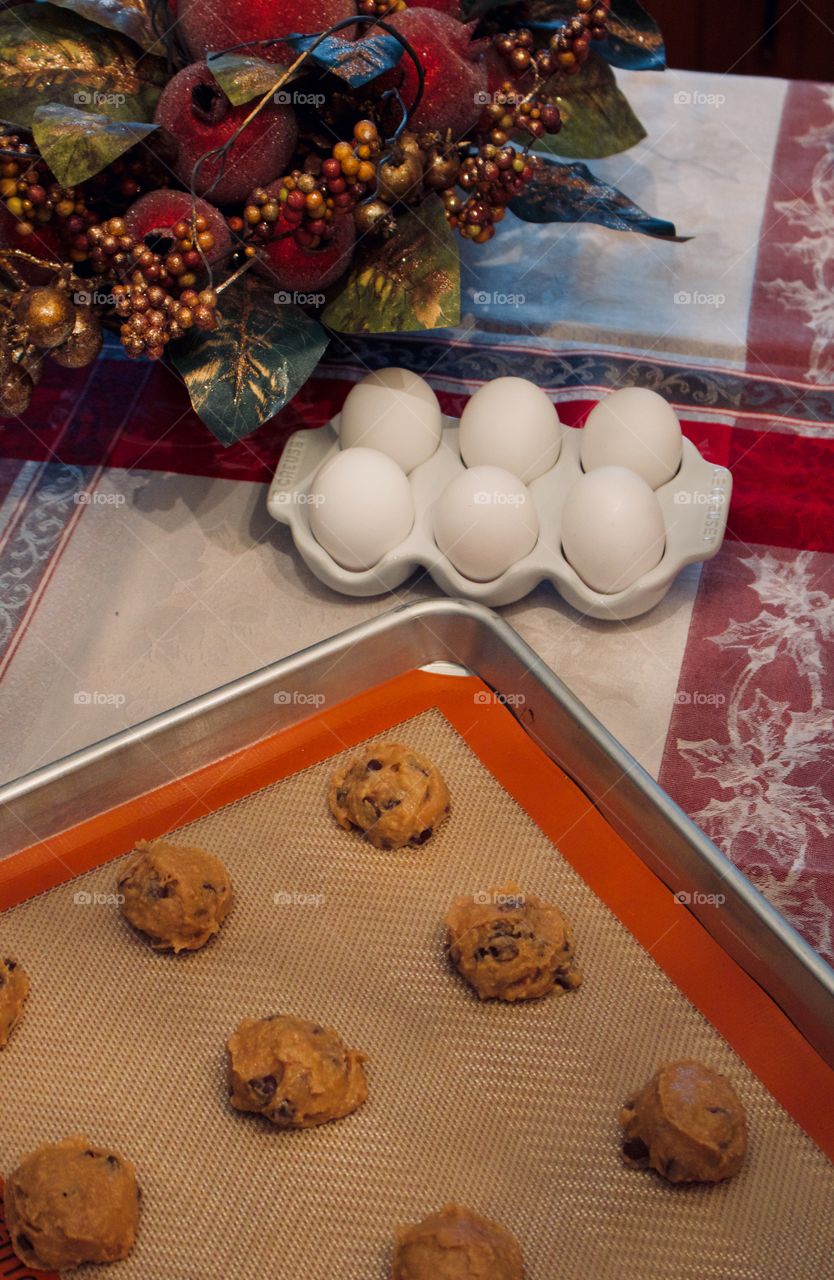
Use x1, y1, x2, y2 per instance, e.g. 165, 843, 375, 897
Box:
15, 286, 76, 349
0, 364, 34, 417
50, 307, 103, 369
354, 199, 392, 235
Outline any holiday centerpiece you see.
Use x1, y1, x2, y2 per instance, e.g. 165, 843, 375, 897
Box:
0, 0, 675, 442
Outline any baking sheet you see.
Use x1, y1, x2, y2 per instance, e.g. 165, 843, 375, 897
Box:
1, 708, 832, 1279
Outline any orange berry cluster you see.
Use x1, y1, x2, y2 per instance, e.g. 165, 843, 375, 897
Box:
243, 120, 381, 251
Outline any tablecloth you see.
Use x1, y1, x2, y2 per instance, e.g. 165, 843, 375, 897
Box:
1, 67, 832, 967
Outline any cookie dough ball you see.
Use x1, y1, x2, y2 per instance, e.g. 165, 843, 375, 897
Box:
0, 956, 29, 1049
226, 1014, 368, 1128
445, 881, 581, 1001
329, 741, 450, 851
620, 1060, 748, 1183
393, 1203, 524, 1280
118, 838, 234, 952
5, 1136, 140, 1271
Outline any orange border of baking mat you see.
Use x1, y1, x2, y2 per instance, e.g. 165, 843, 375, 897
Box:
3, 668, 834, 1178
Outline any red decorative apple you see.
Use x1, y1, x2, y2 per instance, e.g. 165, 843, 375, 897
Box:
178, 0, 358, 66
154, 63, 298, 204
375, 9, 488, 139
255, 208, 355, 293
124, 190, 232, 267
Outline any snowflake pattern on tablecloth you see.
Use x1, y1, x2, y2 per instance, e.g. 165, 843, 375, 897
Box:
764, 86, 834, 385
677, 551, 834, 959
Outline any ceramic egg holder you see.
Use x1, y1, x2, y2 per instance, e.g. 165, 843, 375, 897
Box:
267, 415, 732, 620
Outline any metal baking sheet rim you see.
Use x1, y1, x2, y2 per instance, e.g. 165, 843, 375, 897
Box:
1, 598, 832, 1070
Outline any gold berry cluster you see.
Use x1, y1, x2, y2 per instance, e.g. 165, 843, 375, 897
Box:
114, 282, 217, 360
0, 282, 103, 417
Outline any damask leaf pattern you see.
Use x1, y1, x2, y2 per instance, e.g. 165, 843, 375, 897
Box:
673, 549, 834, 960
171, 273, 330, 445
0, 4, 166, 127
763, 87, 834, 385
747, 867, 833, 959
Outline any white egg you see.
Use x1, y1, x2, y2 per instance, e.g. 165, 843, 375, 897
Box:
339, 367, 442, 474
459, 376, 561, 483
561, 466, 666, 595
581, 387, 682, 489
433, 465, 539, 582
308, 447, 414, 571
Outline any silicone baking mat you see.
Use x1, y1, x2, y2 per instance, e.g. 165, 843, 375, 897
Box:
1, 673, 833, 1279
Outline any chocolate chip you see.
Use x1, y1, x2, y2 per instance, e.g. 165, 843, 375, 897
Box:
107, 1155, 120, 1168
146, 879, 174, 900
335, 789, 348, 805
412, 828, 433, 845
84, 1149, 98, 1158
5, 959, 16, 970
15, 1233, 33, 1254
382, 798, 401, 810
707, 1106, 730, 1116
475, 932, 519, 962
202, 882, 217, 892
366, 759, 383, 771
248, 1074, 278, 1102
623, 1137, 649, 1162
273, 1099, 296, 1121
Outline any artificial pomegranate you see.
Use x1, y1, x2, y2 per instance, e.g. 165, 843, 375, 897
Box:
154, 62, 298, 204
375, 9, 487, 139
124, 189, 231, 268
256, 208, 355, 293
178, 0, 357, 66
